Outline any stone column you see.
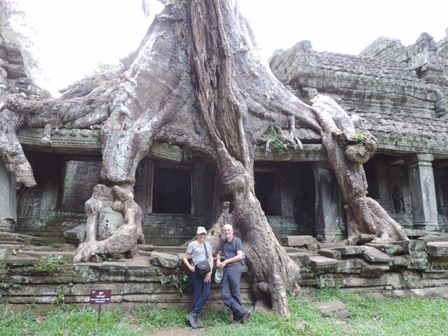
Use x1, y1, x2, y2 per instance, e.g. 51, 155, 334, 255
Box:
0, 159, 17, 232
312, 162, 342, 242
404, 154, 438, 232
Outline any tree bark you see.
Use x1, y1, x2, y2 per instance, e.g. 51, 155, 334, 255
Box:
0, 0, 408, 316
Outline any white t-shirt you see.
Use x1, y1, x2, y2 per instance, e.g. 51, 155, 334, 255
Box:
186, 241, 211, 265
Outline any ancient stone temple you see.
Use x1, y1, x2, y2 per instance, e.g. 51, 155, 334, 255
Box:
4, 32, 448, 246
270, 31, 448, 239
2, 5, 448, 308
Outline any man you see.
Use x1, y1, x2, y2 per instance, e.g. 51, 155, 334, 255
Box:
216, 224, 251, 325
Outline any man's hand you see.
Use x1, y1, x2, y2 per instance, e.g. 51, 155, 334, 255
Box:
204, 271, 212, 282
217, 259, 225, 269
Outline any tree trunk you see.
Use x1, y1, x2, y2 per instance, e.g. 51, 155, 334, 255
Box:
0, 0, 408, 316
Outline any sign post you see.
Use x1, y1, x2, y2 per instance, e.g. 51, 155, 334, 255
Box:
90, 289, 112, 323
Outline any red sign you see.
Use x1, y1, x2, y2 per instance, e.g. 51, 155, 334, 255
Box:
90, 290, 112, 305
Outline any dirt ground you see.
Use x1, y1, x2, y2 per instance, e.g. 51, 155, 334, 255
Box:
149, 327, 206, 336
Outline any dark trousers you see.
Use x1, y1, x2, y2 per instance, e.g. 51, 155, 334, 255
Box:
221, 263, 247, 319
192, 271, 211, 314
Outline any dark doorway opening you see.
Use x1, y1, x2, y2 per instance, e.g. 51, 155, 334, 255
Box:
152, 166, 192, 214
363, 158, 381, 199
254, 171, 282, 215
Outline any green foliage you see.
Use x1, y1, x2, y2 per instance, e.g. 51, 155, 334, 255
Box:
301, 266, 314, 277
1, 290, 448, 335
154, 268, 191, 294
266, 119, 287, 154
35, 255, 67, 275
353, 132, 364, 143
93, 62, 117, 75
0, 282, 22, 290
133, 305, 188, 332
0, 306, 139, 336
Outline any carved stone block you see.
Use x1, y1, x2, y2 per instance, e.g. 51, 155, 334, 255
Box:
98, 207, 124, 240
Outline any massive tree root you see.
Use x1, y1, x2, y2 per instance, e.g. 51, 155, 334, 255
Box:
311, 96, 408, 243
73, 184, 145, 263
0, 0, 408, 316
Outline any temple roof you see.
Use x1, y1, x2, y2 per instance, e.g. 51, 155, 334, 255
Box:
270, 32, 448, 157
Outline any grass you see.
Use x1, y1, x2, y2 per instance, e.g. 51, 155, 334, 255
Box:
1, 289, 448, 335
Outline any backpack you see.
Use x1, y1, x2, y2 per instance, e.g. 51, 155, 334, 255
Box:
220, 237, 245, 266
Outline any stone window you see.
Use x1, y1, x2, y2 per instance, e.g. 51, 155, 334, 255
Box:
254, 170, 282, 216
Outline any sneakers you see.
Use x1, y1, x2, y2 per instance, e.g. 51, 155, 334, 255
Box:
186, 313, 197, 329
241, 311, 251, 324
230, 311, 251, 325
231, 319, 240, 325
195, 314, 204, 328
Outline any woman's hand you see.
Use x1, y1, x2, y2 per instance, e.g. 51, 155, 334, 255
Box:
204, 271, 212, 282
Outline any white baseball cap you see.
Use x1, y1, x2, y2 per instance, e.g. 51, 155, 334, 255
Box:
196, 227, 207, 235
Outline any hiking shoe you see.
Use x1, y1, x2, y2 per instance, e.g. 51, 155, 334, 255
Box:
186, 313, 198, 329
231, 318, 241, 325
195, 315, 204, 328
241, 311, 251, 324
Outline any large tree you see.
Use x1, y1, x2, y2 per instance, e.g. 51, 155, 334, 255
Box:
0, 0, 407, 316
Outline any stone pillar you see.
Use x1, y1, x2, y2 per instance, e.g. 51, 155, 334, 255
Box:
404, 154, 438, 232
0, 159, 17, 232
312, 162, 342, 242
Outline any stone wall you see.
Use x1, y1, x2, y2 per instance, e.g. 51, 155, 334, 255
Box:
2, 237, 448, 311
0, 245, 254, 311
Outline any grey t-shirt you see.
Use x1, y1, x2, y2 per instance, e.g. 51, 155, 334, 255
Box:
186, 241, 211, 266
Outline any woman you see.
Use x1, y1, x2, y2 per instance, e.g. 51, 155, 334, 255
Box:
183, 226, 213, 329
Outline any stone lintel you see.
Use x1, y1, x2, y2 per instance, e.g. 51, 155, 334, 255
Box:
17, 128, 102, 155
254, 144, 327, 162
18, 128, 328, 162
404, 153, 434, 167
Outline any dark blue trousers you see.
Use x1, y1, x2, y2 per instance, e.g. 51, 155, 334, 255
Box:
191, 271, 211, 314
221, 263, 247, 319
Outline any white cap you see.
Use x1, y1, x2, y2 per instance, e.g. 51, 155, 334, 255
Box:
196, 227, 207, 235
215, 268, 223, 284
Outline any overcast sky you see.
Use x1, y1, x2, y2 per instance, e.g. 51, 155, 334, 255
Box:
13, 0, 448, 97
